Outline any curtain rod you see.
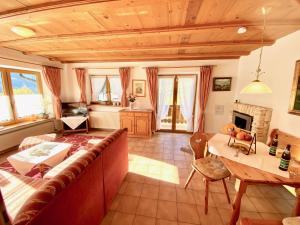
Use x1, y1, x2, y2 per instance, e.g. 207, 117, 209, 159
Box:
72, 67, 122, 70
142, 65, 216, 69
0, 56, 63, 69
72, 65, 216, 70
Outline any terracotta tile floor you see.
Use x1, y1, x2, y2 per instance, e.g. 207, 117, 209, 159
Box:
78, 131, 297, 224
89, 131, 297, 225
0, 130, 296, 225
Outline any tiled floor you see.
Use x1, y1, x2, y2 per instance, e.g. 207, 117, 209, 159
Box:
89, 131, 296, 225
1, 130, 295, 225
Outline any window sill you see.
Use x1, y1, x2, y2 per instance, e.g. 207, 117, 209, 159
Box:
89, 102, 121, 107
0, 119, 54, 135
88, 104, 124, 113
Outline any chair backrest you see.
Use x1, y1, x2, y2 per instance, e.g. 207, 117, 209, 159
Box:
189, 132, 207, 160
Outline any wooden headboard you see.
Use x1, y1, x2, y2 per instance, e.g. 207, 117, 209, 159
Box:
268, 129, 300, 162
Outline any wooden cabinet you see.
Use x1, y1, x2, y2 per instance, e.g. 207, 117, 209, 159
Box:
120, 110, 152, 138
120, 115, 135, 135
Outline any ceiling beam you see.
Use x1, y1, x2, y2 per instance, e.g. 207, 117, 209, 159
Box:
184, 0, 203, 25
25, 40, 274, 56
0, 21, 298, 46
0, 0, 118, 19
179, 0, 203, 54
58, 51, 249, 61
61, 56, 240, 63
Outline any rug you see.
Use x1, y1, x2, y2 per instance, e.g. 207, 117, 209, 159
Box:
180, 145, 193, 155
0, 134, 104, 178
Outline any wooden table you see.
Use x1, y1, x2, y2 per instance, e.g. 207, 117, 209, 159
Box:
208, 134, 300, 225
7, 142, 71, 175
61, 116, 89, 134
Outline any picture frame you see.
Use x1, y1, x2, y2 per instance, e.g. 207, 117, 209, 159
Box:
288, 60, 300, 115
132, 79, 146, 97
212, 77, 232, 91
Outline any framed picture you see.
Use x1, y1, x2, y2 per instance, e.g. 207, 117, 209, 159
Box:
289, 60, 300, 115
212, 77, 232, 91
132, 80, 146, 97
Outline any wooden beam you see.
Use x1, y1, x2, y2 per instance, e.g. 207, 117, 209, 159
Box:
0, 21, 298, 46
25, 40, 274, 56
0, 56, 62, 68
179, 0, 203, 54
62, 56, 240, 63
184, 0, 203, 25
58, 51, 248, 62
0, 0, 118, 19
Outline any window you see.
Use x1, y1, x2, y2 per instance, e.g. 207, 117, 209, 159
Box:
90, 75, 122, 104
0, 68, 44, 125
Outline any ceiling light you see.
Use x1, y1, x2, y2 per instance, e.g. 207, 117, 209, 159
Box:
240, 7, 272, 94
11, 26, 36, 37
237, 26, 247, 34
241, 80, 272, 94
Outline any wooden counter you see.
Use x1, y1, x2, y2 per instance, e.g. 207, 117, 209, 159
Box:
120, 109, 152, 138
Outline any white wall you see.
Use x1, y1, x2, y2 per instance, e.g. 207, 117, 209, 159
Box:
0, 120, 55, 151
235, 30, 300, 136
62, 59, 239, 133
0, 47, 62, 150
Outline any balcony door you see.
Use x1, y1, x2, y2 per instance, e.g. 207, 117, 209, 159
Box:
157, 75, 196, 132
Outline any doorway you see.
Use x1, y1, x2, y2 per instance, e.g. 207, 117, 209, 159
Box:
157, 75, 197, 133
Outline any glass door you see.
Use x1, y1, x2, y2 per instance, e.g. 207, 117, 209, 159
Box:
157, 75, 196, 132
177, 76, 196, 132
157, 77, 174, 130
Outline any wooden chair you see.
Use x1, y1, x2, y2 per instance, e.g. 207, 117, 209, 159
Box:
184, 132, 231, 214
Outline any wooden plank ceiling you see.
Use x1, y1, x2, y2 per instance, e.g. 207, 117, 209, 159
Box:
0, 0, 299, 62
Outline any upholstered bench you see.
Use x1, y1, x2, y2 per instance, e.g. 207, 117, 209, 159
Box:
87, 138, 104, 149
0, 129, 128, 225
43, 149, 88, 179
0, 170, 46, 221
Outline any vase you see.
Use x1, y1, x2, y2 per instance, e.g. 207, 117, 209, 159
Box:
129, 102, 134, 110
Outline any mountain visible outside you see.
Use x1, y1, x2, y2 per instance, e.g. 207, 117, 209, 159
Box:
0, 72, 38, 94
11, 73, 38, 94
0, 72, 43, 120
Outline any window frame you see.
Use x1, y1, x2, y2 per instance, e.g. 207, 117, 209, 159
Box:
0, 67, 44, 126
90, 75, 121, 105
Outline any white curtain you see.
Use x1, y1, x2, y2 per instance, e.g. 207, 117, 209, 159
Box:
90, 76, 106, 101
157, 78, 174, 130
178, 76, 196, 132
108, 77, 122, 102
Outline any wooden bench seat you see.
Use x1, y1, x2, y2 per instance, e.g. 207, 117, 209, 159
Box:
268, 129, 300, 162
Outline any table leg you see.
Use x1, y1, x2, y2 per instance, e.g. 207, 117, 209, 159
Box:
228, 180, 248, 225
294, 188, 300, 216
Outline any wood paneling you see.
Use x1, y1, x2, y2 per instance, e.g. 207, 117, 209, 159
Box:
0, 0, 299, 62
25, 40, 274, 55
0, 0, 117, 19
269, 128, 300, 162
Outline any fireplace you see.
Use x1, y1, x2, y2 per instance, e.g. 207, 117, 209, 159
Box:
232, 111, 253, 131
232, 103, 272, 142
